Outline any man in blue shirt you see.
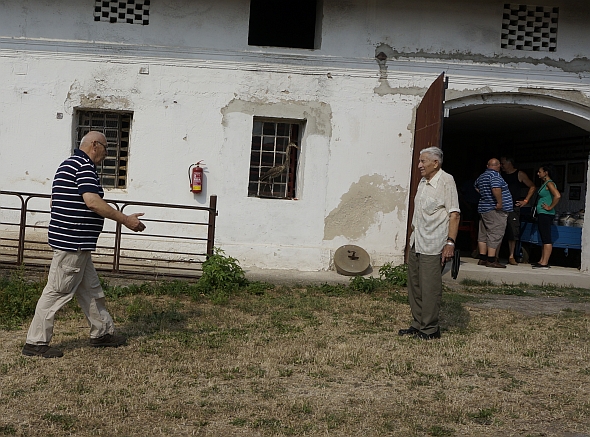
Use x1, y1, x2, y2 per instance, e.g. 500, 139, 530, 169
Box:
474, 158, 513, 268
22, 131, 146, 358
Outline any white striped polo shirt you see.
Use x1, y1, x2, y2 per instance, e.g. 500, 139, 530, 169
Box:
47, 149, 105, 251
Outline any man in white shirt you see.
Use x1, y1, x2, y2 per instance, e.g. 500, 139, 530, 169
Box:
400, 147, 460, 340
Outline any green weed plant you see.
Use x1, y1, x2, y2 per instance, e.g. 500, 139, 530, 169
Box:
197, 247, 247, 293
349, 262, 408, 293
0, 268, 44, 330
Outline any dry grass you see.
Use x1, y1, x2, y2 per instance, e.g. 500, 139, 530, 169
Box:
1, 284, 590, 436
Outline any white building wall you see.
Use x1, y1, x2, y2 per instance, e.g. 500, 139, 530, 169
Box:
1, 0, 590, 271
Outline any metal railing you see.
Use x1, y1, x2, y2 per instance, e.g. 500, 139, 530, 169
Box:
0, 190, 218, 278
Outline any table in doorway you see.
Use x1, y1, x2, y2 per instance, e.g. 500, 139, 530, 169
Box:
517, 222, 582, 258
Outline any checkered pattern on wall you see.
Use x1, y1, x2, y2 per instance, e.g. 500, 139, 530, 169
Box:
94, 0, 150, 25
501, 4, 558, 52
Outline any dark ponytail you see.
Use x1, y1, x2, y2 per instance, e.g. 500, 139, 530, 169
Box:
540, 163, 555, 179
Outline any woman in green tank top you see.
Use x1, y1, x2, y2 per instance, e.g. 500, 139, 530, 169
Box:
533, 164, 561, 269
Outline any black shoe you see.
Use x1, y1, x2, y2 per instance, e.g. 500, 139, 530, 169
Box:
398, 326, 419, 336
415, 328, 441, 340
486, 261, 506, 269
90, 334, 127, 348
22, 343, 63, 358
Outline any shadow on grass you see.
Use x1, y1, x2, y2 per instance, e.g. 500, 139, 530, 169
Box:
440, 294, 471, 333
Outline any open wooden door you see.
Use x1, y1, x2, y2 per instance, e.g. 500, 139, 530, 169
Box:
404, 72, 448, 262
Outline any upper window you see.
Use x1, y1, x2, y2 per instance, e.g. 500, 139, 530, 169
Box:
75, 110, 132, 189
248, 0, 320, 49
501, 4, 558, 52
248, 119, 301, 200
94, 0, 150, 25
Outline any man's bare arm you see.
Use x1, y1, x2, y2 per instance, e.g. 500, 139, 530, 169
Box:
82, 192, 145, 232
517, 170, 536, 207
492, 187, 503, 210
441, 211, 460, 264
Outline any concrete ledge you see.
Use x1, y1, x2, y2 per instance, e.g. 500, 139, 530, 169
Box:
444, 257, 589, 288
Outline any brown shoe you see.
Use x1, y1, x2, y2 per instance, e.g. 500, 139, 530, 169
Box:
508, 257, 518, 265
22, 343, 63, 358
486, 261, 506, 268
90, 334, 127, 348
478, 259, 488, 266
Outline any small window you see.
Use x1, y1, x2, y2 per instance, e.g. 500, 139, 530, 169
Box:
248, 119, 301, 199
75, 110, 132, 189
94, 0, 150, 25
248, 0, 320, 49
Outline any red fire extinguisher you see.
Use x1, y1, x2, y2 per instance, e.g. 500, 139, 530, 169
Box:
188, 161, 204, 193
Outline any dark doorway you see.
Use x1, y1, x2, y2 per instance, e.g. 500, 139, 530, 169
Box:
442, 102, 590, 267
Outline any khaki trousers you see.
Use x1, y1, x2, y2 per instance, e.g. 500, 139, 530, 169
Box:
26, 249, 114, 345
407, 246, 442, 335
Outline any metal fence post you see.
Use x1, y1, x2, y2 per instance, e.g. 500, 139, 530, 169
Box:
207, 195, 218, 257
16, 194, 27, 265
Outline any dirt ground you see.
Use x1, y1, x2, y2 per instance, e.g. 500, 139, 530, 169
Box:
467, 294, 590, 315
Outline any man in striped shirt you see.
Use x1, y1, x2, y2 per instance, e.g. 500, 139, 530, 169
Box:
474, 158, 513, 268
22, 131, 146, 358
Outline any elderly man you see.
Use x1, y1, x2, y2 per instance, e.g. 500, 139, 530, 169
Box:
400, 146, 460, 340
500, 156, 535, 265
22, 131, 146, 358
475, 158, 513, 268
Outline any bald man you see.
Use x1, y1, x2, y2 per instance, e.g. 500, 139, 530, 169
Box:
474, 158, 513, 268
22, 131, 146, 358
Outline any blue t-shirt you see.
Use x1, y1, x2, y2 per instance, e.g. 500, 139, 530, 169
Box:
47, 149, 105, 251
475, 169, 513, 213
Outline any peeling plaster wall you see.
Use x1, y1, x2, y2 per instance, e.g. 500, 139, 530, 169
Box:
1, 0, 590, 271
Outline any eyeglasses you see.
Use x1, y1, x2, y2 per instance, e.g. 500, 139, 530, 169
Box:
94, 140, 108, 151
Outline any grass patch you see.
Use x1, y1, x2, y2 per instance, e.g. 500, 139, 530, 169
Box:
1, 261, 589, 436
0, 268, 44, 330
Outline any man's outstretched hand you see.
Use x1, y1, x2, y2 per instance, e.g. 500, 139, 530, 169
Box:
125, 213, 146, 232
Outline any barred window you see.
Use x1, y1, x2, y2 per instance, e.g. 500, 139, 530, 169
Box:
248, 119, 301, 199
75, 110, 132, 189
94, 0, 150, 25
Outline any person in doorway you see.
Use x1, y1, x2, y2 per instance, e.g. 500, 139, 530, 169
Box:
400, 147, 460, 340
474, 158, 513, 268
500, 156, 536, 265
532, 164, 561, 269
22, 131, 146, 358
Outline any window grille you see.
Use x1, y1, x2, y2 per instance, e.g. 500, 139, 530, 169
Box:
248, 119, 301, 199
94, 0, 150, 25
501, 4, 558, 52
248, 0, 319, 49
75, 110, 132, 189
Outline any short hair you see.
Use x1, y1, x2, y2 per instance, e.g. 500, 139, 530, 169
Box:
80, 133, 90, 147
502, 156, 516, 166
420, 146, 443, 165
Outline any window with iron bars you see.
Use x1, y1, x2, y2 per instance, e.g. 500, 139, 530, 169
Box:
75, 110, 132, 189
248, 119, 301, 199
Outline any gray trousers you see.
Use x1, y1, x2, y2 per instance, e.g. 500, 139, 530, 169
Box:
26, 249, 114, 345
407, 246, 442, 335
